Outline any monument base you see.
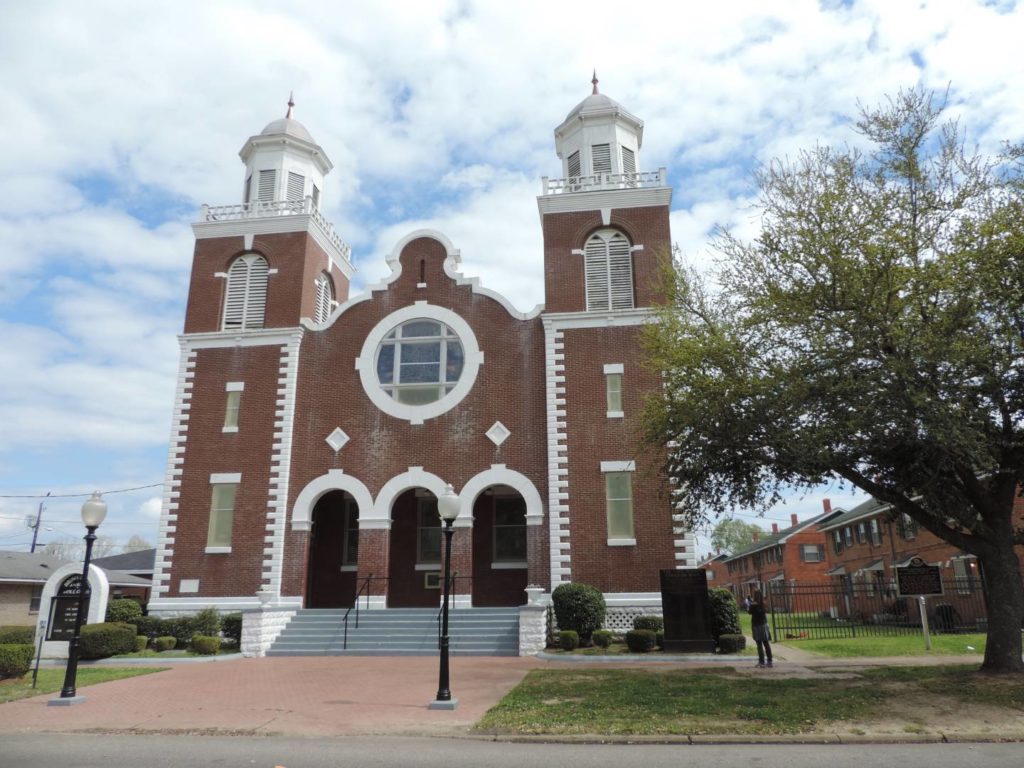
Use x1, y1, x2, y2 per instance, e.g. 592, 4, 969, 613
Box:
428, 698, 459, 710
662, 639, 716, 653
48, 696, 87, 706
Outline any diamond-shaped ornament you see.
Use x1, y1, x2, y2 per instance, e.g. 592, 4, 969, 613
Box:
326, 427, 350, 452
485, 421, 510, 447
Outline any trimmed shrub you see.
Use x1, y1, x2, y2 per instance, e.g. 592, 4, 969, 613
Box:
190, 635, 221, 655
105, 598, 143, 626
625, 629, 657, 653
154, 636, 177, 652
192, 607, 221, 638
592, 629, 613, 648
656, 630, 664, 649
709, 588, 742, 643
551, 583, 606, 646
134, 615, 165, 641
79, 622, 136, 659
134, 635, 149, 652
633, 615, 664, 633
0, 626, 34, 644
718, 633, 747, 654
162, 616, 197, 646
221, 613, 243, 644
0, 643, 33, 679
558, 630, 580, 651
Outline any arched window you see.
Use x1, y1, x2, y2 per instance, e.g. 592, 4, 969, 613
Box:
584, 229, 633, 311
313, 272, 333, 324
222, 254, 269, 330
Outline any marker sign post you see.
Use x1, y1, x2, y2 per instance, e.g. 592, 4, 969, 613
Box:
895, 556, 944, 651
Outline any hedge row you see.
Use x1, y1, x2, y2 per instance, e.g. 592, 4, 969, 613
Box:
0, 626, 34, 645
0, 643, 33, 679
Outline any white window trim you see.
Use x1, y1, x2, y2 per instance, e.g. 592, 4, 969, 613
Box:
608, 538, 637, 547
204, 546, 232, 554
225, 382, 245, 392
601, 461, 635, 472
355, 303, 483, 425
339, 565, 359, 572
491, 561, 528, 569
222, 426, 239, 434
603, 363, 624, 374
210, 472, 242, 484
602, 463, 636, 545
604, 364, 624, 419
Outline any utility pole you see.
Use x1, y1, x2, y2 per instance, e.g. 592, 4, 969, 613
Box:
28, 492, 50, 553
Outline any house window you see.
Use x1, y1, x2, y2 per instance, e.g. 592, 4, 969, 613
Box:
800, 544, 825, 562
568, 150, 581, 178
342, 499, 359, 568
286, 171, 305, 201
584, 229, 634, 311
898, 514, 918, 540
257, 169, 276, 202
856, 522, 867, 544
604, 363, 623, 417
313, 272, 333, 324
206, 476, 239, 551
223, 254, 269, 330
29, 585, 43, 613
869, 518, 882, 546
833, 530, 844, 554
376, 319, 464, 405
492, 496, 527, 564
952, 557, 975, 595
592, 143, 612, 174
843, 527, 853, 547
223, 384, 242, 432
416, 499, 441, 565
602, 462, 635, 543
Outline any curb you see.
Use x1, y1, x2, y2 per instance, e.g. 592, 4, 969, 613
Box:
466, 731, 1024, 745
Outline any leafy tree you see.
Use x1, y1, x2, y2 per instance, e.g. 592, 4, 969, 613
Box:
43, 535, 118, 561
122, 535, 152, 553
644, 88, 1024, 673
710, 518, 764, 555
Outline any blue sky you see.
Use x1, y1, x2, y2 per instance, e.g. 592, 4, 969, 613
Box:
1, 0, 1021, 554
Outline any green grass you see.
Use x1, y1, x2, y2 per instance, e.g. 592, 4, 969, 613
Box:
788, 632, 987, 657
0, 667, 168, 704
476, 665, 1024, 736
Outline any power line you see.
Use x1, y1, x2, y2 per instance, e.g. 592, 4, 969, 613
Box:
0, 483, 162, 499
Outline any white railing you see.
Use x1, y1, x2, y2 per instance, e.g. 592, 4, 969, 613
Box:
201, 197, 352, 262
541, 168, 668, 195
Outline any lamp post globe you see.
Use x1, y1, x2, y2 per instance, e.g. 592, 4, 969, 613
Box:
53, 491, 107, 704
431, 483, 459, 709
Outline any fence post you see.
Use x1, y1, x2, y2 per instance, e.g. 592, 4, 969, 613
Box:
919, 595, 932, 651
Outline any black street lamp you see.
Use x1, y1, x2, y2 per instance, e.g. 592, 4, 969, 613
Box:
50, 491, 107, 706
429, 483, 460, 710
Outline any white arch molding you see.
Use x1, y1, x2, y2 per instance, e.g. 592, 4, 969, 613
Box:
459, 464, 545, 525
371, 466, 465, 528
290, 469, 374, 532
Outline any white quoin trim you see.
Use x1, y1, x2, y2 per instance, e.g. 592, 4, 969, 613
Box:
459, 465, 545, 526
290, 469, 375, 532
372, 467, 463, 527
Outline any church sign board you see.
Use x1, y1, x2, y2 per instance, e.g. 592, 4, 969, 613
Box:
660, 568, 715, 652
895, 557, 944, 598
46, 574, 90, 642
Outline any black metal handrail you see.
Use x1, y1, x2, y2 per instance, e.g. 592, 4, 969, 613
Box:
343, 574, 389, 649
436, 574, 472, 648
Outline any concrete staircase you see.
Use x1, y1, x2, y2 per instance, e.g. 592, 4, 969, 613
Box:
266, 607, 520, 656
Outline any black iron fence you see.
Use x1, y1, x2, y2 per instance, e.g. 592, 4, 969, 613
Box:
765, 579, 989, 640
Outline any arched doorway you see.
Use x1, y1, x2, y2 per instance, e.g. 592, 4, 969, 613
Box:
306, 490, 359, 608
387, 488, 443, 607
472, 486, 528, 607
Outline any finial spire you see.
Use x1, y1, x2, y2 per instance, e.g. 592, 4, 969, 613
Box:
591, 70, 599, 95
286, 91, 295, 119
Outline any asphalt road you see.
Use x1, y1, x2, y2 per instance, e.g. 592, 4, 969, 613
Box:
1, 734, 1020, 768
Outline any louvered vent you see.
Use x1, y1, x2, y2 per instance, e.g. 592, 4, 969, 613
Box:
622, 147, 635, 175
568, 151, 581, 178
592, 144, 611, 174
258, 170, 276, 202
244, 175, 252, 204
314, 272, 333, 324
223, 254, 269, 330
287, 172, 305, 201
584, 230, 634, 311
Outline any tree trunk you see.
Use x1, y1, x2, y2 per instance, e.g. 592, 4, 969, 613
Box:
979, 543, 1024, 673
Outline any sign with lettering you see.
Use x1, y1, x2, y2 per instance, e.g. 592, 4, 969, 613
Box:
660, 569, 715, 652
46, 574, 90, 642
895, 557, 944, 597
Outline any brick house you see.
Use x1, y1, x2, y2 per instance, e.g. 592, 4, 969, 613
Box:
718, 506, 841, 600
148, 81, 697, 620
697, 551, 728, 590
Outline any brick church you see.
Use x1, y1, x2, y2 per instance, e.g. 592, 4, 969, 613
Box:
148, 79, 697, 624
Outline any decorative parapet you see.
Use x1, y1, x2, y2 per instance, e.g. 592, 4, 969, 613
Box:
541, 168, 667, 195
199, 196, 352, 265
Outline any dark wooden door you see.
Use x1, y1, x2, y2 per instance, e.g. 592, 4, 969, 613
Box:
307, 493, 356, 608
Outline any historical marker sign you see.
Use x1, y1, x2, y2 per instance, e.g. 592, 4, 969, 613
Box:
46, 574, 90, 642
660, 569, 715, 653
895, 557, 944, 597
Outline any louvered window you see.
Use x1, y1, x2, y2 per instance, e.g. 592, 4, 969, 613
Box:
223, 254, 269, 330
567, 150, 581, 178
584, 229, 634, 311
287, 171, 305, 201
257, 170, 276, 201
243, 175, 252, 204
592, 143, 611, 174
313, 272, 333, 324
622, 147, 635, 175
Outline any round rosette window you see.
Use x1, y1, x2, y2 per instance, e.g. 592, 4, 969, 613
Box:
357, 305, 482, 423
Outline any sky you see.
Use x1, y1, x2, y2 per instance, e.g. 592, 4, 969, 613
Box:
1, 0, 1022, 556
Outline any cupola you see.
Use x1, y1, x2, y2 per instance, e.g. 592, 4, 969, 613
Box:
238, 94, 333, 209
554, 73, 643, 181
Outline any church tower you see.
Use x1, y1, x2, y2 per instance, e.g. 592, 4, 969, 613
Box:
539, 75, 695, 598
